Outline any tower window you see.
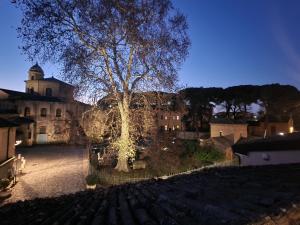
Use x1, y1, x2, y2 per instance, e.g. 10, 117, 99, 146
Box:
31, 76, 34, 80
24, 107, 30, 117
30, 88, 34, 94
56, 108, 62, 117
45, 88, 52, 97
40, 108, 47, 117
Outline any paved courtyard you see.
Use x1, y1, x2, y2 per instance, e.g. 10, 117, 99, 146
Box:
2, 145, 88, 205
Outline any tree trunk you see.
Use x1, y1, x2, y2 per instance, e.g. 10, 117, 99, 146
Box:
115, 95, 131, 172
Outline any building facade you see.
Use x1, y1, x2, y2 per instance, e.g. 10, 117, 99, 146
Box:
0, 64, 89, 146
0, 118, 17, 179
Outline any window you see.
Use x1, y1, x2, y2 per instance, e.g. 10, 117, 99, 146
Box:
165, 116, 167, 120
28, 131, 32, 139
176, 115, 180, 120
24, 107, 30, 117
172, 126, 175, 131
39, 126, 46, 134
164, 125, 168, 131
161, 115, 163, 120
56, 108, 62, 117
31, 76, 35, 80
176, 125, 180, 130
219, 131, 223, 136
40, 108, 47, 117
173, 116, 175, 120
30, 88, 34, 94
45, 88, 52, 97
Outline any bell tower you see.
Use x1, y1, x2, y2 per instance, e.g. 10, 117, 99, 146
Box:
28, 63, 44, 80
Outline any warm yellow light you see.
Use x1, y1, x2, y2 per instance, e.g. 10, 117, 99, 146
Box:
289, 126, 294, 133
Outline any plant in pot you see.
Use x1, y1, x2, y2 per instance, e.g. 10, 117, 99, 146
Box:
85, 174, 98, 189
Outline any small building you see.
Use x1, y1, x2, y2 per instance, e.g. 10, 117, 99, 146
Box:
210, 118, 248, 143
232, 132, 300, 166
0, 63, 90, 145
0, 118, 17, 179
248, 115, 293, 137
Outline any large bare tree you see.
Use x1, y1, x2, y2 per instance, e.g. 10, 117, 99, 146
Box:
16, 0, 190, 171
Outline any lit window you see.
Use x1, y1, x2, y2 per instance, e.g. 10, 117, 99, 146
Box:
56, 108, 62, 117
40, 108, 47, 117
39, 126, 46, 134
165, 116, 167, 120
176, 115, 180, 120
164, 125, 168, 131
176, 125, 180, 130
290, 126, 294, 133
172, 126, 175, 130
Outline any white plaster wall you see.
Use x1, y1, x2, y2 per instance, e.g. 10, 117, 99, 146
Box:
238, 150, 300, 166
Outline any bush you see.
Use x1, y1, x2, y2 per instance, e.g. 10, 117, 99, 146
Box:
181, 140, 224, 164
85, 174, 98, 185
0, 179, 10, 190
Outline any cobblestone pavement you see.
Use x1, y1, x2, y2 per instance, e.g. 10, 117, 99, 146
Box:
2, 145, 88, 205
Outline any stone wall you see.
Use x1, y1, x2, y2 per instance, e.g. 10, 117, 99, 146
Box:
210, 123, 248, 143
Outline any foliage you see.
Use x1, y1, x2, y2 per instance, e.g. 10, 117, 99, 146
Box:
85, 174, 98, 185
181, 140, 224, 163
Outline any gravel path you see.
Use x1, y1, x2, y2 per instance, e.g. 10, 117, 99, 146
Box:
2, 145, 88, 205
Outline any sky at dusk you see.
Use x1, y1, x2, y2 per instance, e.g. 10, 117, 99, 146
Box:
1, 0, 300, 92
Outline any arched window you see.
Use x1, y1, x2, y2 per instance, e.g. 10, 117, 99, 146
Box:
31, 76, 35, 80
56, 108, 62, 117
40, 108, 47, 117
45, 88, 52, 97
30, 88, 34, 94
24, 107, 30, 117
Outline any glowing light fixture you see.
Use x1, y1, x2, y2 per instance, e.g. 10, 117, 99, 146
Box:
15, 140, 22, 146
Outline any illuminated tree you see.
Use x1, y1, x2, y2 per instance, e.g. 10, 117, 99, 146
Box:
16, 0, 190, 171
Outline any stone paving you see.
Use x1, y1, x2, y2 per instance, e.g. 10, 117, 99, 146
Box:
1, 145, 88, 205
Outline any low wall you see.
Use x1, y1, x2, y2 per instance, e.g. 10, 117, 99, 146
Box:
177, 131, 209, 140
0, 157, 15, 179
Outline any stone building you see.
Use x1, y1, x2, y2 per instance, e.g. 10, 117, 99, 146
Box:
0, 118, 17, 179
210, 118, 248, 143
248, 116, 294, 137
0, 64, 89, 146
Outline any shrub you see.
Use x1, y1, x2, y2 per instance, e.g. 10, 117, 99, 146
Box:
85, 174, 98, 185
0, 179, 10, 190
181, 140, 225, 163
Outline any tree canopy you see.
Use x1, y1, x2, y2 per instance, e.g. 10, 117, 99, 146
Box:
16, 0, 190, 171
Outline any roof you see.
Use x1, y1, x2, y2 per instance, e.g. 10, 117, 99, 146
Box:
0, 88, 63, 102
0, 118, 18, 128
232, 132, 300, 155
7, 116, 34, 125
29, 63, 44, 74
210, 118, 248, 125
1, 164, 300, 225
44, 77, 74, 87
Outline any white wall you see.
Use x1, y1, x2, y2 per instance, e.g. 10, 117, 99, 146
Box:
237, 150, 300, 166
